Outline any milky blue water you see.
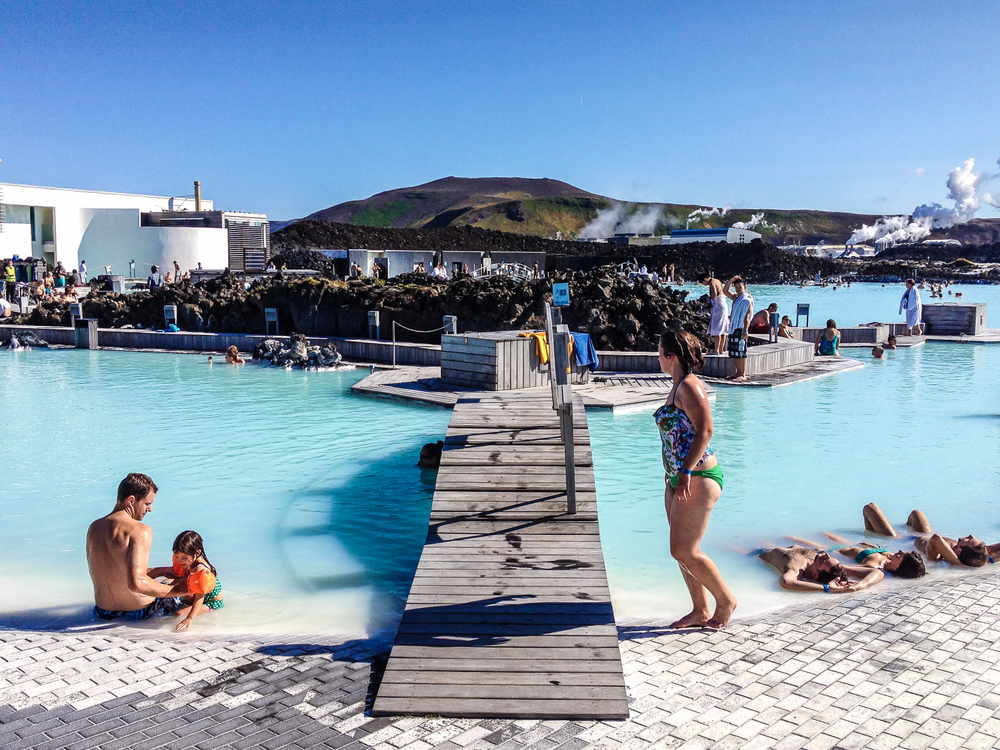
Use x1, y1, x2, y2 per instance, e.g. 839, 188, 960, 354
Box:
2, 282, 999, 634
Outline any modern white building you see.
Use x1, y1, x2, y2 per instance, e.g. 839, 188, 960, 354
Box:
665, 227, 762, 245
0, 182, 268, 276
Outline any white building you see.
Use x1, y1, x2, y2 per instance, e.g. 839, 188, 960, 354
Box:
0, 182, 268, 276
665, 227, 762, 245
781, 244, 877, 259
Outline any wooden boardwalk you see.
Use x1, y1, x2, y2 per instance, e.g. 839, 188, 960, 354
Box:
372, 390, 629, 720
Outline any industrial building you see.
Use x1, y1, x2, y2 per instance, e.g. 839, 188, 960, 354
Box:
0, 181, 268, 275
665, 227, 762, 245
782, 244, 877, 259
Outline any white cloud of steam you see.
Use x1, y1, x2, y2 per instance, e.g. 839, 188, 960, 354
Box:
732, 212, 772, 231
579, 203, 665, 238
686, 205, 731, 227
848, 158, 993, 246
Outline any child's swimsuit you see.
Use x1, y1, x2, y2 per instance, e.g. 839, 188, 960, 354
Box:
654, 400, 724, 490
173, 556, 224, 610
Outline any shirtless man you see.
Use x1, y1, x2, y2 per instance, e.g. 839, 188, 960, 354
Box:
759, 545, 883, 593
86, 473, 185, 620
862, 502, 998, 568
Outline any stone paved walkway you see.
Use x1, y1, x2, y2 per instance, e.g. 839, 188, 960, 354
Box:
4, 568, 1000, 749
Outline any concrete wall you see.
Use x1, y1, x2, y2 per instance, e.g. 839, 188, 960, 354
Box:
792, 325, 887, 345
0, 183, 217, 273
922, 303, 987, 336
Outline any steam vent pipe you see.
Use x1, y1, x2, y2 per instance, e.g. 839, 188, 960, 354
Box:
194, 181, 201, 211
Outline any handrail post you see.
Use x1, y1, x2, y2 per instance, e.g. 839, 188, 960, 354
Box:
392, 320, 397, 369
546, 302, 576, 515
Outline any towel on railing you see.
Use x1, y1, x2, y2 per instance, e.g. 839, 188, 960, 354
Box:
518, 331, 574, 366
571, 332, 599, 371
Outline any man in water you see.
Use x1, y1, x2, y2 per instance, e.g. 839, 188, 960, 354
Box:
86, 473, 185, 620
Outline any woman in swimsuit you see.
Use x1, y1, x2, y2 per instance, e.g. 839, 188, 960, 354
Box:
758, 545, 882, 593
862, 503, 996, 568
811, 534, 926, 578
815, 319, 840, 356
656, 330, 736, 628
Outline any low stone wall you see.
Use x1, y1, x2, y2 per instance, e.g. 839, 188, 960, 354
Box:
0, 325, 440, 366
792, 325, 888, 345
702, 337, 814, 378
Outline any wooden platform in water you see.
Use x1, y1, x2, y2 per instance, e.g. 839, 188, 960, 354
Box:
372, 391, 629, 720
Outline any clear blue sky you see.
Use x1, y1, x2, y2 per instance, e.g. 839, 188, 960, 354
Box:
2, 1, 998, 221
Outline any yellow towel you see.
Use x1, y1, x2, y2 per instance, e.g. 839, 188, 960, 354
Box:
518, 331, 573, 367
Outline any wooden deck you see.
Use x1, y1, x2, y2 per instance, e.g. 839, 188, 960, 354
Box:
372, 391, 629, 720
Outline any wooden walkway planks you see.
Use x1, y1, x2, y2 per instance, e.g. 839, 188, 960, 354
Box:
372, 391, 629, 720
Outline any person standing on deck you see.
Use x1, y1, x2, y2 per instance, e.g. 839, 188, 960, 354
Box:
656, 331, 737, 629
723, 276, 754, 381
79, 260, 87, 284
899, 278, 922, 336
699, 273, 728, 355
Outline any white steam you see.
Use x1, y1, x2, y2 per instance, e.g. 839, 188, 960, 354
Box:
848, 158, 993, 246
579, 203, 665, 239
732, 212, 772, 231
686, 205, 731, 228
982, 157, 1000, 208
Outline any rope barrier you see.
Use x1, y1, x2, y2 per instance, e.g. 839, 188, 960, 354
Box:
392, 322, 448, 334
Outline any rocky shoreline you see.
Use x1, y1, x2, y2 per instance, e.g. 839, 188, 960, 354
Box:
13, 267, 710, 352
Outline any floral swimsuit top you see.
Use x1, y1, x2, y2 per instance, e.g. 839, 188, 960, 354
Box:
654, 400, 715, 475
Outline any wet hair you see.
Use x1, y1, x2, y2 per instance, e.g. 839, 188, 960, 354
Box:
905, 278, 916, 286
812, 560, 849, 585
227, 345, 239, 356
151, 265, 159, 272
781, 316, 791, 324
826, 319, 837, 329
698, 273, 710, 282
767, 303, 778, 312
731, 275, 745, 286
659, 330, 704, 375
887, 334, 897, 342
173, 530, 217, 576
117, 473, 158, 503
957, 539, 989, 567
894, 551, 926, 578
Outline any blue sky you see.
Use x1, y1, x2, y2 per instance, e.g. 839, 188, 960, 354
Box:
2, 1, 998, 221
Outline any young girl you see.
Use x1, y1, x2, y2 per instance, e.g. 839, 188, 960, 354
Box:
170, 530, 223, 631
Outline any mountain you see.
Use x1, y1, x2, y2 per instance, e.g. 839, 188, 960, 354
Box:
277, 176, 1000, 246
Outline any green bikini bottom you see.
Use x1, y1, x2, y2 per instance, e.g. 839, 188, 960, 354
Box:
669, 464, 724, 491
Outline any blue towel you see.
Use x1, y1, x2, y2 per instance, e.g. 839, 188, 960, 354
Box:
571, 332, 599, 371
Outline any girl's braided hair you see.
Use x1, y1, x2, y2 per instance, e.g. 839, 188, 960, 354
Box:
659, 330, 704, 375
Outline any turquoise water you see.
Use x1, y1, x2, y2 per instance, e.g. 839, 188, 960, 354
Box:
2, 282, 999, 633
0, 351, 450, 636
673, 280, 1000, 329
591, 341, 1000, 619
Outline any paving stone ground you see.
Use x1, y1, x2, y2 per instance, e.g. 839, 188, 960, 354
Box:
4, 569, 1000, 750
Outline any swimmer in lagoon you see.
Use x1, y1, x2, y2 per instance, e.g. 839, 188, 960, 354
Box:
150, 530, 224, 631
862, 503, 1000, 567
225, 346, 246, 364
758, 545, 883, 593
872, 346, 884, 359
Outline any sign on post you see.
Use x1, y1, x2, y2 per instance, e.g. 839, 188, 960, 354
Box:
552, 282, 570, 307
368, 310, 380, 340
796, 303, 810, 328
265, 308, 279, 336
164, 305, 178, 329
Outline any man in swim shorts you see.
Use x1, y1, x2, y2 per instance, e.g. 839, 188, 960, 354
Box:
86, 473, 186, 620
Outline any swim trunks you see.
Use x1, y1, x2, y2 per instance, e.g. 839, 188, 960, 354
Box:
668, 464, 725, 491
94, 597, 183, 621
727, 329, 748, 358
855, 548, 888, 564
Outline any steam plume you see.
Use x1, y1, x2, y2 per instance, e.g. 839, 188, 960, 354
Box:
732, 212, 771, 230
848, 158, 992, 246
686, 205, 731, 228
579, 203, 664, 239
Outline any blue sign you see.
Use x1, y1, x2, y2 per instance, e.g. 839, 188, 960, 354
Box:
553, 282, 570, 307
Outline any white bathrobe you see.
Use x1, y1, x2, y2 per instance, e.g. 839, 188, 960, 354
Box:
709, 294, 729, 336
899, 287, 922, 329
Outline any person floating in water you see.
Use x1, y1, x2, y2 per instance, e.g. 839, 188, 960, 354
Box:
786, 534, 926, 579
862, 503, 998, 567
225, 346, 245, 364
758, 545, 883, 593
150, 531, 224, 631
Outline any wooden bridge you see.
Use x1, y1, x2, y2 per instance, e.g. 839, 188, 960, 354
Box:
372, 390, 629, 720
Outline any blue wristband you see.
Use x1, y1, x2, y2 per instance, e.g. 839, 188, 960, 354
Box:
823, 584, 830, 593
679, 468, 693, 475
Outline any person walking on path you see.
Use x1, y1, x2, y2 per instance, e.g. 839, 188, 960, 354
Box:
699, 274, 728, 354
656, 330, 737, 628
900, 278, 923, 336
723, 276, 753, 381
